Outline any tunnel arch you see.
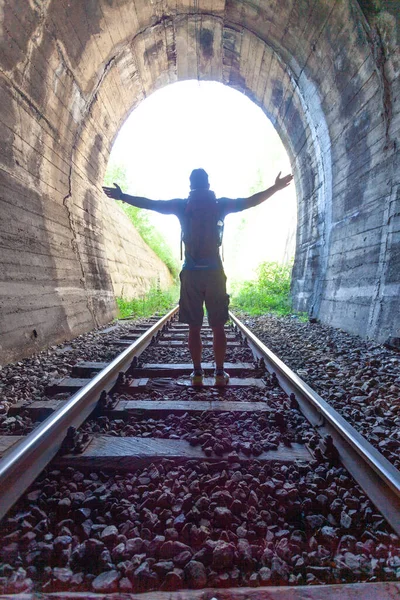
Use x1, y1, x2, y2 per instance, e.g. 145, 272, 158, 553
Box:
0, 0, 398, 363
80, 9, 333, 315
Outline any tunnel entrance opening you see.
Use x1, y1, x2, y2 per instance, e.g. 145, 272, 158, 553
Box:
105, 80, 297, 287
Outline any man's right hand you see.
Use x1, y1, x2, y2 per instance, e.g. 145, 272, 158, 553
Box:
103, 183, 123, 200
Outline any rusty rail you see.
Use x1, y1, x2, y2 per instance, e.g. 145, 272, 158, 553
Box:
230, 311, 400, 536
0, 307, 179, 520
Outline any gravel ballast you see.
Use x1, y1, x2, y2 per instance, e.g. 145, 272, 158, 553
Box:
0, 312, 400, 593
0, 459, 399, 593
243, 314, 400, 470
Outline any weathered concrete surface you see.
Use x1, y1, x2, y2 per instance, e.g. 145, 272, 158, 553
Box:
0, 0, 399, 364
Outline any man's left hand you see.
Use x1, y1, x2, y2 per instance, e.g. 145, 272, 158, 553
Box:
274, 172, 293, 190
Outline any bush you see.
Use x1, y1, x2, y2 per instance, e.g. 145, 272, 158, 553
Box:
116, 285, 179, 319
231, 261, 295, 316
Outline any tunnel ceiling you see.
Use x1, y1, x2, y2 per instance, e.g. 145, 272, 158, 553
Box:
0, 0, 399, 363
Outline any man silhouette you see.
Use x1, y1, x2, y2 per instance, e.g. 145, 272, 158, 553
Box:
103, 169, 293, 386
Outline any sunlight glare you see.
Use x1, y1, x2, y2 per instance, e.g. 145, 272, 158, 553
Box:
108, 81, 296, 284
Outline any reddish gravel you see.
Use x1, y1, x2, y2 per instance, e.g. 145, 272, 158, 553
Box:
242, 314, 400, 470
0, 319, 147, 433
0, 459, 399, 593
1, 313, 400, 593
81, 406, 312, 458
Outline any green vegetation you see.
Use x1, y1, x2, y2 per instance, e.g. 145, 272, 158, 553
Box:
116, 285, 180, 319
118, 204, 180, 279
103, 161, 130, 190
104, 161, 180, 280
231, 260, 307, 320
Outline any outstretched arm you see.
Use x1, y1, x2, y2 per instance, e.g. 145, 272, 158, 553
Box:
103, 183, 181, 215
245, 172, 293, 208
223, 172, 293, 214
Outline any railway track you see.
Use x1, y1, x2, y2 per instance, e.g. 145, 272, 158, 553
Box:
0, 308, 399, 598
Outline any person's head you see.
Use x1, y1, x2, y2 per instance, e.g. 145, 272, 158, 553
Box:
189, 168, 210, 191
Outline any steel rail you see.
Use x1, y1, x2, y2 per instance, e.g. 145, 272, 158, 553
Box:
0, 306, 179, 521
230, 311, 400, 536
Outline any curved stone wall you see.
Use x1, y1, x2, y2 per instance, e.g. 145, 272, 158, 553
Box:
0, 0, 399, 363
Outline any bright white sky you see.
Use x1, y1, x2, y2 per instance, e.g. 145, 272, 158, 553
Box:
108, 80, 296, 283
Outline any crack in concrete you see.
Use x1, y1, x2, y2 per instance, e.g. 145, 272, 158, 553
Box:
360, 10, 394, 147
62, 178, 99, 328
60, 52, 119, 329
371, 30, 393, 143
21, 0, 51, 82
54, 39, 83, 97
2, 73, 58, 137
1, 3, 58, 136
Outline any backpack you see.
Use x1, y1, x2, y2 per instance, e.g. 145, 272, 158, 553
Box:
180, 189, 224, 261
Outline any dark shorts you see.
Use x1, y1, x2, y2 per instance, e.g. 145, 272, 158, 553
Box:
179, 269, 230, 327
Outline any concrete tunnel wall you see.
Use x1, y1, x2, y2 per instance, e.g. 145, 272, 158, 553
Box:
0, 0, 399, 365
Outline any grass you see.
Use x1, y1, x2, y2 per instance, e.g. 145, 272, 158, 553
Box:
115, 262, 309, 322
116, 285, 179, 319
116, 263, 308, 321
230, 261, 308, 320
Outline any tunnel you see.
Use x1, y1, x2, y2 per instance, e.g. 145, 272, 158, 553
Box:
0, 0, 399, 365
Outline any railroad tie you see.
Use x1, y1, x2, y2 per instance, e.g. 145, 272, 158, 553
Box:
7, 399, 274, 421
128, 361, 255, 377
53, 437, 312, 470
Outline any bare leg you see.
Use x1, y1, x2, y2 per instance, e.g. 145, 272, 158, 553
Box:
188, 325, 202, 370
212, 324, 226, 370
